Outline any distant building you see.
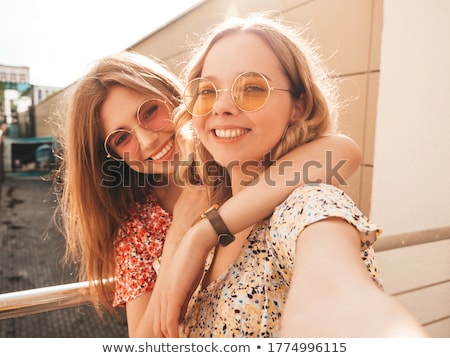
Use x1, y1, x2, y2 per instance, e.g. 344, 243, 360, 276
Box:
1, 65, 31, 128
33, 85, 61, 105
0, 64, 29, 84
1, 64, 61, 133
1, 64, 60, 175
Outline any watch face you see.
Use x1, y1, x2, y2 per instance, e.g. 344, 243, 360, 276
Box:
218, 233, 235, 247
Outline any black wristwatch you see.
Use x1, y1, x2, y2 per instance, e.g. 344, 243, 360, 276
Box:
201, 204, 236, 247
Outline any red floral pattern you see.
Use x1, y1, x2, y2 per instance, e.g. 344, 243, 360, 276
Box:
113, 192, 172, 307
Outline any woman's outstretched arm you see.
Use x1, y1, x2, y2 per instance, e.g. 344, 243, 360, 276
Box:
281, 217, 428, 337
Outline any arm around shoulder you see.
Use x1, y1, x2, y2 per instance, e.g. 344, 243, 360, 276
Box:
216, 133, 362, 235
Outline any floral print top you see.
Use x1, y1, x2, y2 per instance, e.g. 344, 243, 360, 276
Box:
113, 192, 171, 307
180, 184, 382, 337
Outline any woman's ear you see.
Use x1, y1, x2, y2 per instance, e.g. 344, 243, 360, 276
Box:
290, 95, 304, 121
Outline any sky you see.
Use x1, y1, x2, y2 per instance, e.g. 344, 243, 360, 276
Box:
0, 0, 203, 88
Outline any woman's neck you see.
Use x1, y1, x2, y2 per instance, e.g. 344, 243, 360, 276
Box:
152, 175, 183, 215
229, 164, 264, 196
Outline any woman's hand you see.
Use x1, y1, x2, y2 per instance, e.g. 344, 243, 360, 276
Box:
164, 184, 209, 255
143, 185, 217, 337
149, 219, 216, 337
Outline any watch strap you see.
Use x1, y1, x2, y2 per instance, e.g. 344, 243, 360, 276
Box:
202, 205, 235, 247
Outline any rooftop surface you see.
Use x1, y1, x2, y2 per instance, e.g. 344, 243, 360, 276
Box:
0, 175, 128, 338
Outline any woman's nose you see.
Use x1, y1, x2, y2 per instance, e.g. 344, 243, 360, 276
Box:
133, 126, 159, 152
212, 88, 239, 117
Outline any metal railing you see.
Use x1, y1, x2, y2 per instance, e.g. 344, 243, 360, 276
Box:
0, 281, 92, 320
1, 228, 448, 320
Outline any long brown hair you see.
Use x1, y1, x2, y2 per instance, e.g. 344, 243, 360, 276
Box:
54, 51, 183, 312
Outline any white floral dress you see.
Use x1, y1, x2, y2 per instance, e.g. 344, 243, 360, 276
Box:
180, 184, 382, 337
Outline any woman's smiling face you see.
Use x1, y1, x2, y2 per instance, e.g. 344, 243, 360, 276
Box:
100, 85, 177, 174
192, 31, 297, 170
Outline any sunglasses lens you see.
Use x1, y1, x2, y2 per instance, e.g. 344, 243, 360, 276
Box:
233, 73, 270, 112
184, 79, 217, 115
138, 99, 170, 130
184, 73, 271, 115
105, 130, 138, 160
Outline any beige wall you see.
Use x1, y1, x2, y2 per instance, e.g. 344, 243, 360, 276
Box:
371, 0, 450, 236
371, 0, 450, 337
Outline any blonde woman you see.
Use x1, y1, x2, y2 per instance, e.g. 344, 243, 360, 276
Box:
148, 15, 428, 338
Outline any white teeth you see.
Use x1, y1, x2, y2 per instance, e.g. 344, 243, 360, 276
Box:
214, 128, 247, 138
151, 139, 173, 160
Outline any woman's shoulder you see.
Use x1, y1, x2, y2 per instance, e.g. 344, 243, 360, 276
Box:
270, 184, 381, 250
289, 182, 348, 199
129, 191, 171, 220
269, 184, 339, 228
272, 183, 353, 218
117, 192, 172, 241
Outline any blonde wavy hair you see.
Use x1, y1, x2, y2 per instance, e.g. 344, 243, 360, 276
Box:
54, 51, 183, 313
175, 14, 341, 205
